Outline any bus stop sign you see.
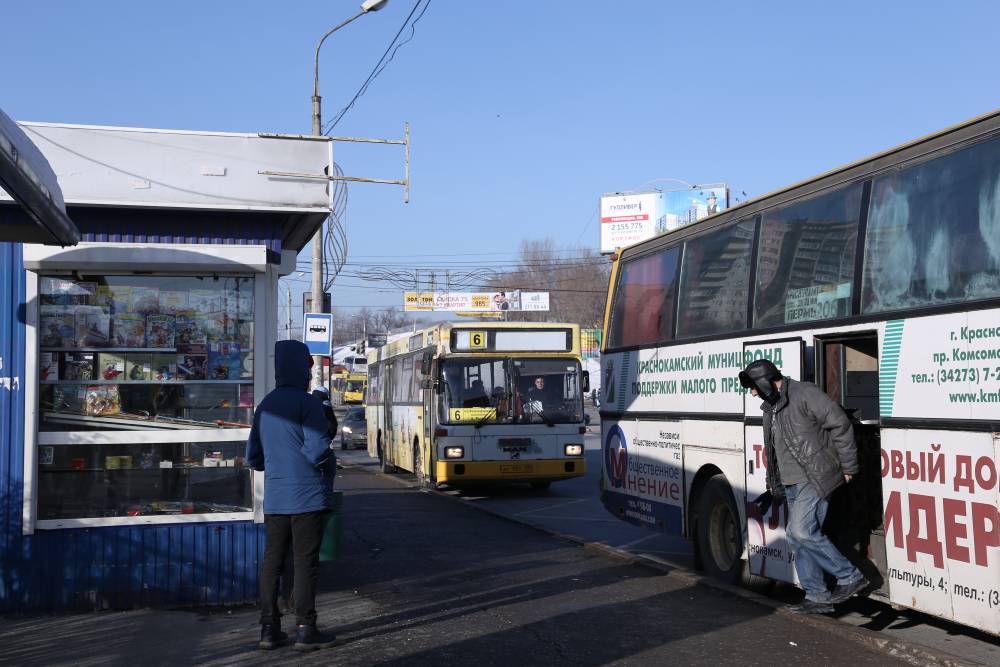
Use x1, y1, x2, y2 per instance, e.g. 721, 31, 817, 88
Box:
303, 313, 333, 356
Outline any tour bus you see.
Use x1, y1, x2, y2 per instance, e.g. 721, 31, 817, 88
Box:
332, 371, 366, 406
366, 322, 589, 489
600, 110, 1000, 634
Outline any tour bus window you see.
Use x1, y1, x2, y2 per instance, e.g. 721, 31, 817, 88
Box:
863, 136, 1000, 313
677, 220, 755, 338
754, 183, 863, 328
608, 246, 680, 348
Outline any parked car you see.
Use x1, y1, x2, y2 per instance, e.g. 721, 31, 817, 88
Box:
340, 407, 367, 450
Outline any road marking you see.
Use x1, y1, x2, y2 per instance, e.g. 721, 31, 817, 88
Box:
512, 499, 587, 516
617, 532, 665, 549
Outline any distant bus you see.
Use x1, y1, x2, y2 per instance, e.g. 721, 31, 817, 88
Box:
366, 322, 589, 489
332, 372, 366, 405
599, 110, 1000, 635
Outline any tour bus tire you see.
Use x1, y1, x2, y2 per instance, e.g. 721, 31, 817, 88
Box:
695, 474, 742, 584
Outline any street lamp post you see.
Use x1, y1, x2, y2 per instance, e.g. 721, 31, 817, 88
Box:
310, 0, 388, 388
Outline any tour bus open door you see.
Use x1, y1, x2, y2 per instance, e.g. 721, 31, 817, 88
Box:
743, 338, 805, 582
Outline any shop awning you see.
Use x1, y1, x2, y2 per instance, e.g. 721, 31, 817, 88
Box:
0, 107, 79, 246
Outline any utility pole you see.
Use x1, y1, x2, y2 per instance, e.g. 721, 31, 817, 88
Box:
286, 285, 292, 340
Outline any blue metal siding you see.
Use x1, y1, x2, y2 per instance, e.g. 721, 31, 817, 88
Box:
0, 242, 265, 612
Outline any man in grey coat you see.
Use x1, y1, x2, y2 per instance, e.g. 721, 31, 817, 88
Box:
739, 359, 869, 614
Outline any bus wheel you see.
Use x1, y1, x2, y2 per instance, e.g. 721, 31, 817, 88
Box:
695, 474, 742, 584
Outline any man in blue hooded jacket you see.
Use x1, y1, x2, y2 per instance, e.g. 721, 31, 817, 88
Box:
247, 340, 337, 651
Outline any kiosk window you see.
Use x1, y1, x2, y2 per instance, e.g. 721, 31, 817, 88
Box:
35, 274, 255, 521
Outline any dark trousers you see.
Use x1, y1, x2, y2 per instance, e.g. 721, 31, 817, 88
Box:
260, 510, 328, 627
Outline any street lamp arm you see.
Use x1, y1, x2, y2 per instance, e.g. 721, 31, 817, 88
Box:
313, 9, 366, 99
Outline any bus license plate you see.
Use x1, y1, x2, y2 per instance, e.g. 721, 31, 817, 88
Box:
500, 463, 533, 474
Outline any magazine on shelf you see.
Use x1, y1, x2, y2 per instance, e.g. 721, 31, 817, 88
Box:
63, 352, 96, 381
40, 307, 76, 347
146, 314, 175, 348
52, 385, 87, 413
189, 289, 222, 314
40, 278, 95, 306
175, 312, 207, 349
97, 352, 126, 381
198, 312, 227, 342
236, 320, 254, 348
85, 385, 121, 416
109, 286, 133, 314
177, 354, 207, 380
113, 313, 146, 347
125, 353, 153, 381
74, 306, 111, 347
159, 290, 188, 315
131, 287, 160, 315
208, 342, 241, 380
40, 352, 59, 381
151, 353, 177, 381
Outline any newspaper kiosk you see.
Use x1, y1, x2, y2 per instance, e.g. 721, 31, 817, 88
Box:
0, 121, 331, 611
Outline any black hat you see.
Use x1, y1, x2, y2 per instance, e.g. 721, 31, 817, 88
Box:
739, 359, 782, 405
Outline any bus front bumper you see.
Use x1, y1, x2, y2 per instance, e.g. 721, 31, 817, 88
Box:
436, 459, 586, 484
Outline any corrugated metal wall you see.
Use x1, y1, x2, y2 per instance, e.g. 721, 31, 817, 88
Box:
0, 242, 265, 612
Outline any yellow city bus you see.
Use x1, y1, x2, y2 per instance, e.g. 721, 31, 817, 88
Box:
332, 372, 366, 406
366, 322, 589, 489
599, 109, 1000, 635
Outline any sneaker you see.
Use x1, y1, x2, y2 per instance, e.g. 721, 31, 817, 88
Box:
786, 600, 834, 615
293, 624, 338, 652
830, 577, 870, 604
259, 625, 288, 650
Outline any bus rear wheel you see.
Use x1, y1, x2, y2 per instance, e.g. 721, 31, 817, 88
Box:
695, 474, 742, 584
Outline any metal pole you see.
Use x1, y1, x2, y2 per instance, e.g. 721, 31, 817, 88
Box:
309, 8, 365, 390
286, 285, 292, 340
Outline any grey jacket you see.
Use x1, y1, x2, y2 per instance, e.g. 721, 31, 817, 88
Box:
762, 378, 858, 500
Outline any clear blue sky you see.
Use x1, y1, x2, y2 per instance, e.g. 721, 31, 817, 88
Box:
4, 0, 1000, 324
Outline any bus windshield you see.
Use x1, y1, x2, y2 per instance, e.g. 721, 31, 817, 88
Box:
439, 357, 583, 425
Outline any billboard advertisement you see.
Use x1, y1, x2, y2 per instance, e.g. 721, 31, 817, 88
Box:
599, 185, 728, 254
404, 290, 548, 312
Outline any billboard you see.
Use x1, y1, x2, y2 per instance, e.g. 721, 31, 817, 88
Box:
403, 290, 548, 312
599, 185, 728, 254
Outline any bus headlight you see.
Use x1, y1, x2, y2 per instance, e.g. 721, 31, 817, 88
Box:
342, 426, 352, 434
445, 446, 465, 459
564, 444, 583, 456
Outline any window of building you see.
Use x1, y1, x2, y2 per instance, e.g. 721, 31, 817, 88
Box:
35, 273, 255, 522
862, 137, 1000, 313
754, 183, 863, 327
607, 247, 680, 349
677, 220, 755, 338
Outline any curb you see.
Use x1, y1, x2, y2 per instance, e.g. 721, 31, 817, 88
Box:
341, 459, 983, 667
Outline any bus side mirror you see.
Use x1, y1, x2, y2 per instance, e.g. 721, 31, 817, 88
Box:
420, 351, 433, 375
582, 370, 590, 394
420, 378, 434, 390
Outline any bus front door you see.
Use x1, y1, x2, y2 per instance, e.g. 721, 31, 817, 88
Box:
743, 338, 804, 583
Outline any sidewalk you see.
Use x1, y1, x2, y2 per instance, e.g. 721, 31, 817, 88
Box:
1, 462, 916, 666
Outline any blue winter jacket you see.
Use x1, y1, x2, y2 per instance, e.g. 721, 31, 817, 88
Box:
245, 340, 336, 514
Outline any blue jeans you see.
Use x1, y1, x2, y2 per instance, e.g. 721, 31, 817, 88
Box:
784, 482, 863, 602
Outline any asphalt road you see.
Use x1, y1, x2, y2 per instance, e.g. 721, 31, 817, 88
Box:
336, 412, 1000, 666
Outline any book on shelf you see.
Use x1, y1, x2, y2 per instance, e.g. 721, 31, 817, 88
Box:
131, 287, 160, 315
159, 290, 188, 315
151, 353, 177, 381
63, 352, 96, 381
39, 307, 75, 347
146, 314, 175, 348
74, 306, 111, 347
109, 286, 133, 314
177, 354, 207, 380
40, 278, 95, 306
208, 342, 241, 380
85, 385, 121, 416
125, 353, 153, 381
113, 313, 146, 347
40, 352, 59, 381
175, 312, 207, 349
51, 385, 87, 413
97, 352, 126, 381
189, 289, 222, 314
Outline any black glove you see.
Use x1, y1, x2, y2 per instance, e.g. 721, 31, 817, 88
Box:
753, 490, 773, 516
